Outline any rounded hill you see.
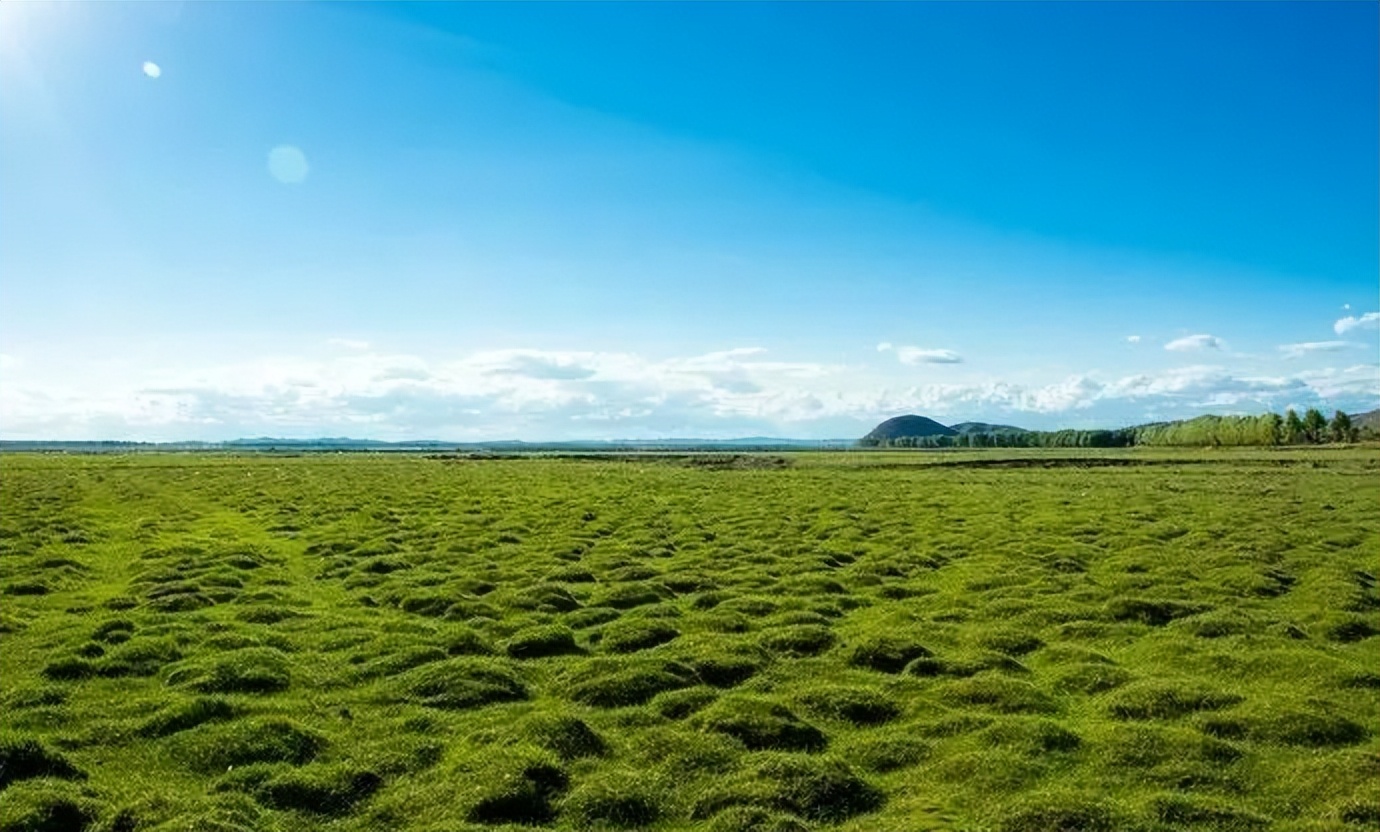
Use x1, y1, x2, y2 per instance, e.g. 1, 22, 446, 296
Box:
862, 415, 957, 443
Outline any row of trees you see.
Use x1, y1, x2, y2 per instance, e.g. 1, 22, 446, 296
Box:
862, 409, 1363, 449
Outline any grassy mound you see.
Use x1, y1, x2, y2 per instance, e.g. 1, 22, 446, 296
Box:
0, 781, 97, 832
0, 737, 84, 788
387, 658, 527, 709
561, 770, 663, 828
255, 764, 384, 815
844, 635, 933, 673
601, 619, 680, 653
1106, 681, 1242, 720
503, 625, 580, 659
457, 752, 569, 825
693, 753, 883, 822
998, 792, 1124, 832
523, 713, 607, 761
795, 685, 900, 726
171, 718, 325, 773
137, 697, 238, 738
692, 696, 827, 752
564, 657, 695, 707
166, 648, 292, 694
757, 625, 836, 657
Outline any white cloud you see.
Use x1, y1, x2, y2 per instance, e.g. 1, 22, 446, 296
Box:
1278, 341, 1358, 359
1126, 335, 1141, 343
1334, 311, 1380, 335
1, 344, 1376, 441
1165, 334, 1223, 352
0, 353, 18, 371
142, 61, 161, 79
878, 343, 963, 364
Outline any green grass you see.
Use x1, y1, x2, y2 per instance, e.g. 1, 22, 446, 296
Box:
0, 448, 1377, 831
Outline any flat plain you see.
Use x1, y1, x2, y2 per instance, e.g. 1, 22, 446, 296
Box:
1, 449, 1377, 832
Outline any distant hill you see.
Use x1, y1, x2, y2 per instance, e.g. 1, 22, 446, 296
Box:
1354, 409, 1380, 435
862, 415, 957, 443
950, 421, 1029, 435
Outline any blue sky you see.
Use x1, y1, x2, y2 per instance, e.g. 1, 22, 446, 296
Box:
1, 1, 1376, 440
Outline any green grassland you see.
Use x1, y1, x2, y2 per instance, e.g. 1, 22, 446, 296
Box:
1, 450, 1377, 832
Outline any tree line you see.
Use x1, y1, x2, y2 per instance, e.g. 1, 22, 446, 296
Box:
860, 409, 1364, 449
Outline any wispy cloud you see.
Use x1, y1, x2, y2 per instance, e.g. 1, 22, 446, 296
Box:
1278, 341, 1358, 359
1334, 311, 1380, 335
877, 343, 963, 364
1165, 334, 1223, 352
1126, 335, 1141, 344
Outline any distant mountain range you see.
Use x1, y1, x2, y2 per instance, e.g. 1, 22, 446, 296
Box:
0, 437, 857, 453
2, 409, 1374, 453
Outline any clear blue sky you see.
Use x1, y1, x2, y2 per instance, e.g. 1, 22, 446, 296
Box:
1, 1, 1376, 440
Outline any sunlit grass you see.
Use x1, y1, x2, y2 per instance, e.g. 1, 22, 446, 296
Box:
0, 449, 1376, 830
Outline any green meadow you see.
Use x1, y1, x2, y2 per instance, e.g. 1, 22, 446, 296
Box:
1, 449, 1377, 832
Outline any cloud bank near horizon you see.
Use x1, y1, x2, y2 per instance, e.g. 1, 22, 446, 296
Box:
2, 341, 1375, 442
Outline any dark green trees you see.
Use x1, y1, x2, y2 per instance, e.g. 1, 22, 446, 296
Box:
1283, 409, 1305, 444
1302, 408, 1328, 443
1329, 411, 1356, 443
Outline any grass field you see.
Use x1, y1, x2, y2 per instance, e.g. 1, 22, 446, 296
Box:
1, 449, 1377, 832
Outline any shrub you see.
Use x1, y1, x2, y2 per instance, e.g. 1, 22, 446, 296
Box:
692, 696, 827, 752
844, 635, 932, 673
601, 619, 680, 653
503, 625, 580, 659
388, 658, 527, 709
